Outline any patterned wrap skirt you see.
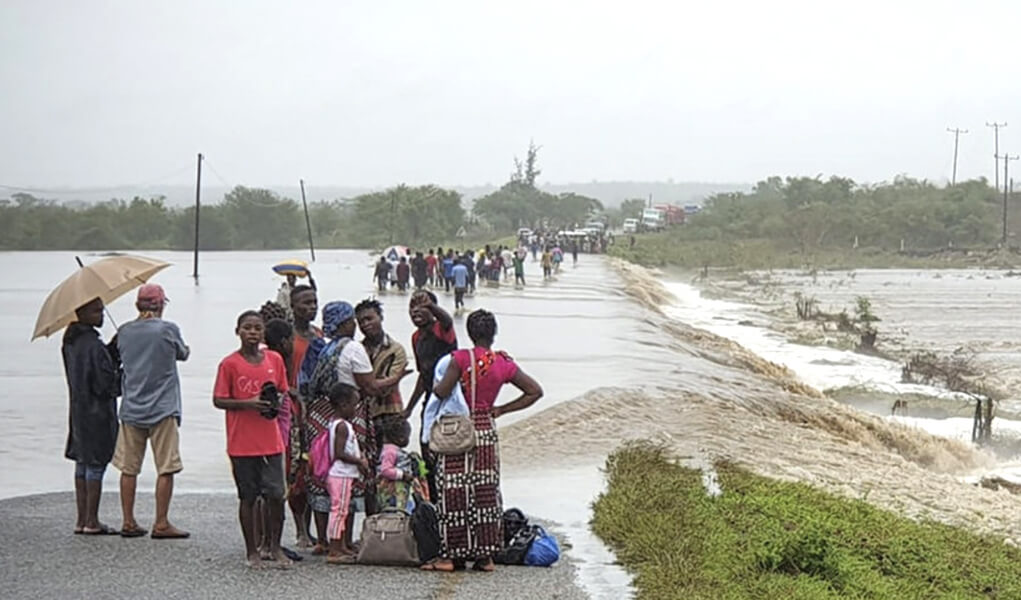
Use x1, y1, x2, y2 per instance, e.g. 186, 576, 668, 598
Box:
436, 412, 502, 560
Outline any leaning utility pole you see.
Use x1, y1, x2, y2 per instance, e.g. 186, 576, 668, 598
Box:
986, 122, 1007, 191
947, 127, 968, 186
192, 152, 203, 279
996, 153, 1019, 245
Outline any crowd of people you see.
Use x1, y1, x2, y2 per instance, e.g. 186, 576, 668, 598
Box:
61, 266, 545, 573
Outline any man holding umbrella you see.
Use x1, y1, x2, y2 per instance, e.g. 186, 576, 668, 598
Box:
114, 284, 191, 539
63, 297, 120, 535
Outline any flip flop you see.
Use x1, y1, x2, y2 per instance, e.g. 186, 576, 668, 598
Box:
82, 524, 120, 536
472, 558, 495, 572
281, 547, 304, 562
120, 526, 148, 538
325, 554, 356, 565
151, 526, 190, 539
420, 559, 455, 572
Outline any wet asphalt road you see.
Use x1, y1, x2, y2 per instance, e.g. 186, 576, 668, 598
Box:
0, 492, 587, 600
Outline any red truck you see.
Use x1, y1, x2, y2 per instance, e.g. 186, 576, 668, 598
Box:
653, 204, 685, 226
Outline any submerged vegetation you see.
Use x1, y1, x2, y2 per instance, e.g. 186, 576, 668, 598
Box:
592, 442, 1021, 600
612, 175, 1021, 269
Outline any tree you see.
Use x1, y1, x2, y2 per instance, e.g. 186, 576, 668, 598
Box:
620, 198, 646, 219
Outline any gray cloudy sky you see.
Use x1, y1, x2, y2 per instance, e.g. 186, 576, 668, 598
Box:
2, 0, 1019, 189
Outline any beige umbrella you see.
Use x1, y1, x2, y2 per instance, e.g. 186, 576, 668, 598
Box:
32, 254, 171, 340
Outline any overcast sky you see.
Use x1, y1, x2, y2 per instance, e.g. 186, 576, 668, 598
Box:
2, 0, 1019, 190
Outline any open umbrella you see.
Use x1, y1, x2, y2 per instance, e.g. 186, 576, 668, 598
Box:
32, 254, 170, 340
382, 245, 409, 262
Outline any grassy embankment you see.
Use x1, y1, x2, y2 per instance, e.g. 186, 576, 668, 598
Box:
592, 442, 1021, 600
609, 233, 1021, 270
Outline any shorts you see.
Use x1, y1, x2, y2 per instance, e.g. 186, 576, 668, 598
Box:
74, 462, 107, 482
113, 416, 183, 476
230, 454, 286, 501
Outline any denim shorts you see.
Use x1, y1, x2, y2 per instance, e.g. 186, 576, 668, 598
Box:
74, 462, 107, 482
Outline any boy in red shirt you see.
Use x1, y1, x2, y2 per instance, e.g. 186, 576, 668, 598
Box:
213, 310, 290, 569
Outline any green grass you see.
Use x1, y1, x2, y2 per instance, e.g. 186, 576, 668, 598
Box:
591, 442, 1021, 600
608, 234, 1020, 270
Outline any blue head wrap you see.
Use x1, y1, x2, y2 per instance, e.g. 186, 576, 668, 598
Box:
321, 301, 354, 338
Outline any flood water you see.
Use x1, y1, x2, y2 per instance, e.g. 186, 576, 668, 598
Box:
9, 251, 1021, 597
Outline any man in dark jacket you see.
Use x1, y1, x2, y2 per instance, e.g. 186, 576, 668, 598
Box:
63, 297, 120, 535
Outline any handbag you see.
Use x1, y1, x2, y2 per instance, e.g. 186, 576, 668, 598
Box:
356, 508, 420, 566
429, 349, 477, 455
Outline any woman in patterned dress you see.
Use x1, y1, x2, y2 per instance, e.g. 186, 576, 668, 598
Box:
423, 309, 544, 572
300, 300, 349, 553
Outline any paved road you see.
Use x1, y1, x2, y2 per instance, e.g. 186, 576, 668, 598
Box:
0, 492, 587, 600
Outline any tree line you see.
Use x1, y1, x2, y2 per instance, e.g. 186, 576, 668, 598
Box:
0, 144, 606, 251
664, 175, 1011, 252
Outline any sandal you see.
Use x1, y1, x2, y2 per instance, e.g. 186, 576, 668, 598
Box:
120, 525, 148, 538
325, 554, 356, 565
420, 558, 455, 572
472, 558, 495, 572
82, 524, 120, 536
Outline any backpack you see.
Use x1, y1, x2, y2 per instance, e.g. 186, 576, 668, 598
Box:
411, 499, 442, 563
309, 424, 333, 483
494, 524, 538, 565
524, 526, 560, 567
502, 507, 529, 545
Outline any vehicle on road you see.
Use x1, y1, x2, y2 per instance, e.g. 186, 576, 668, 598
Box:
622, 218, 639, 233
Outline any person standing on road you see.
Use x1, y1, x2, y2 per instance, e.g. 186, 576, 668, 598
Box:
452, 260, 469, 311
425, 249, 438, 287
411, 251, 428, 290
214, 311, 291, 568
404, 291, 457, 500
355, 299, 409, 452
63, 297, 120, 536
114, 284, 190, 539
423, 309, 544, 572
374, 256, 392, 293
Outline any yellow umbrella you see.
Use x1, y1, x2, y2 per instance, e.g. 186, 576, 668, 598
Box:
32, 254, 170, 340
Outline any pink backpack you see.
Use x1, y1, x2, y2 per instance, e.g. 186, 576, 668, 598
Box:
309, 426, 332, 483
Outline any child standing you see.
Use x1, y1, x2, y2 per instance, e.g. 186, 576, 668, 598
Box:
325, 382, 367, 564
541, 248, 553, 280
376, 417, 428, 513
213, 311, 290, 569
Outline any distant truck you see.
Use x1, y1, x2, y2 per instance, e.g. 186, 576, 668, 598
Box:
622, 218, 639, 233
641, 204, 684, 231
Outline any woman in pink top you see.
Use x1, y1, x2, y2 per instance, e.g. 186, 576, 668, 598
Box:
423, 309, 544, 573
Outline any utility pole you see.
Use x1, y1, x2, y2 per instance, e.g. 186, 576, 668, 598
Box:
947, 128, 968, 186
299, 179, 316, 262
987, 122, 1007, 192
996, 153, 1019, 245
192, 153, 203, 279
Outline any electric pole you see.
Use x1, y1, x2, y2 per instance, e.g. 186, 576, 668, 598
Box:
986, 122, 1007, 192
947, 127, 968, 186
995, 153, 1018, 245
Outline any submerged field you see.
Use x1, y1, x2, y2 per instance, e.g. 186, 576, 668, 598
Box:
592, 442, 1021, 600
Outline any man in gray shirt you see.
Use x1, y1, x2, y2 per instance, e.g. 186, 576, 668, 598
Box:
113, 284, 190, 539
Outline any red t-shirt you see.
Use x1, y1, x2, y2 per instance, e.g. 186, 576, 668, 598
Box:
425, 255, 438, 274
214, 350, 288, 457
291, 326, 323, 388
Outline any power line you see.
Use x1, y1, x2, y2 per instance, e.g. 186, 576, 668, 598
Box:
986, 122, 1007, 192
0, 163, 195, 196
947, 127, 968, 186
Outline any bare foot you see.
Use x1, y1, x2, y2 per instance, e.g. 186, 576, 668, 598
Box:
296, 535, 313, 549
246, 554, 264, 570
260, 548, 274, 561
270, 550, 293, 569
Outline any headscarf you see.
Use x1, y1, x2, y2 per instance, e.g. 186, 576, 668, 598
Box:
321, 301, 354, 338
